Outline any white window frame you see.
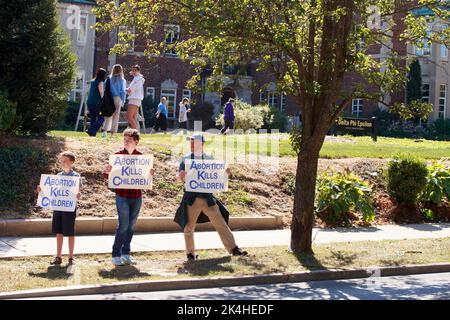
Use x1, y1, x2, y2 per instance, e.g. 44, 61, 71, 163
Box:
182, 89, 191, 101
118, 26, 135, 53
161, 88, 177, 119
415, 22, 432, 57
164, 24, 180, 56
268, 92, 278, 108
440, 44, 448, 59
145, 87, 155, 101
352, 98, 363, 117
422, 84, 430, 103
259, 91, 267, 103
70, 70, 85, 102
280, 93, 286, 112
439, 84, 447, 119
77, 13, 88, 45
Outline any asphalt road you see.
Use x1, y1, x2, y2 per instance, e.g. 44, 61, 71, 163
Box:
25, 272, 450, 300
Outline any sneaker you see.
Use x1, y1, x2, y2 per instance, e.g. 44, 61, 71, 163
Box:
101, 131, 107, 139
232, 246, 248, 256
112, 256, 124, 266
186, 253, 198, 261
121, 254, 136, 265
50, 256, 62, 266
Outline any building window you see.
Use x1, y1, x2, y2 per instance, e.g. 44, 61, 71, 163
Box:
118, 26, 135, 52
280, 93, 286, 112
164, 24, 180, 56
439, 84, 447, 119
441, 44, 448, 59
161, 88, 177, 119
145, 87, 155, 101
268, 92, 278, 108
69, 70, 85, 102
259, 91, 267, 103
352, 99, 363, 117
182, 89, 191, 101
77, 13, 88, 44
422, 84, 430, 103
415, 22, 432, 56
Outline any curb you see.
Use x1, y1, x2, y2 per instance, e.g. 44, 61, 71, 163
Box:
0, 263, 449, 299
0, 216, 284, 237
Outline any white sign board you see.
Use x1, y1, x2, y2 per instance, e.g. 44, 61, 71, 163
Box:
37, 174, 80, 212
185, 159, 228, 193
108, 154, 153, 190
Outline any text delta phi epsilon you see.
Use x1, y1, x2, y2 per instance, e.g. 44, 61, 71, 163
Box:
37, 174, 80, 212
185, 160, 227, 193
108, 154, 153, 190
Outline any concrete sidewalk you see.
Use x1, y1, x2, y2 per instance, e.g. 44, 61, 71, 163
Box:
0, 223, 449, 258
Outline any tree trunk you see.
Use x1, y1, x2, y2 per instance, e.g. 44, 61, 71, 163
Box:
290, 147, 320, 254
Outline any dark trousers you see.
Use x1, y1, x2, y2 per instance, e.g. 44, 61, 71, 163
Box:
154, 114, 167, 131
220, 119, 234, 134
179, 121, 187, 129
87, 104, 105, 135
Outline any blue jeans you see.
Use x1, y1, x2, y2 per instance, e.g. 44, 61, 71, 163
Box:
87, 103, 105, 136
112, 196, 142, 257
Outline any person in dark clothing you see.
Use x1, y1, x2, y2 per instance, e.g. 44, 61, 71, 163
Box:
86, 68, 107, 137
220, 98, 235, 134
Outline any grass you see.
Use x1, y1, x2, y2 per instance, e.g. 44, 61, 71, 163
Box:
49, 131, 450, 160
1, 237, 448, 293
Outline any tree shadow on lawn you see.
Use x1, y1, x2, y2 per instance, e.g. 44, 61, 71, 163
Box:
28, 265, 72, 280
98, 265, 152, 280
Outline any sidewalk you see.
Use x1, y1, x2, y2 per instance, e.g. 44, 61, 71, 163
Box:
1, 223, 449, 258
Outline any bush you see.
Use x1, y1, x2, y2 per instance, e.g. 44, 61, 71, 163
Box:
259, 104, 288, 132
141, 95, 158, 129
424, 119, 450, 141
315, 170, 375, 223
0, 0, 77, 135
216, 99, 264, 131
0, 90, 20, 134
420, 161, 450, 205
54, 101, 80, 131
0, 146, 49, 212
385, 155, 428, 205
190, 101, 216, 130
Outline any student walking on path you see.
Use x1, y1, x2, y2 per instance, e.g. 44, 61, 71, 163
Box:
178, 98, 191, 130
220, 98, 235, 134
175, 133, 248, 261
126, 65, 145, 131
103, 64, 126, 138
86, 68, 107, 137
152, 96, 168, 133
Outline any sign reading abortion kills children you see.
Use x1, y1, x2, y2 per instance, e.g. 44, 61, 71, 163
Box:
37, 174, 80, 212
108, 154, 153, 190
185, 160, 228, 193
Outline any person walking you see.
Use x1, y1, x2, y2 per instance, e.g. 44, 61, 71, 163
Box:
103, 64, 126, 138
152, 96, 168, 133
126, 65, 145, 131
86, 68, 107, 137
220, 98, 235, 134
178, 98, 191, 130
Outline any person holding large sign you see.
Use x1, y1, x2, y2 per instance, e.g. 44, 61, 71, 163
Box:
103, 129, 155, 266
35, 151, 81, 267
175, 133, 248, 261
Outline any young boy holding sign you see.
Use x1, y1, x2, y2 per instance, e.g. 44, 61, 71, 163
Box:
175, 133, 248, 261
103, 128, 155, 266
36, 151, 81, 266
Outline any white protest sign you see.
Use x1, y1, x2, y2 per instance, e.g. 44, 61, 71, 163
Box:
185, 159, 228, 193
37, 174, 80, 212
108, 154, 153, 190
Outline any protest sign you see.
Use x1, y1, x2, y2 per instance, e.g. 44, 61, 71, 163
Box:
37, 174, 80, 212
108, 154, 153, 190
185, 159, 228, 193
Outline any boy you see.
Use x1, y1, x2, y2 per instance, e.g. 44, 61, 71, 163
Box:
103, 128, 155, 266
36, 151, 81, 266
175, 133, 248, 261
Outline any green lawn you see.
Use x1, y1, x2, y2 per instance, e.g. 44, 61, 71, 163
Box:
49, 131, 450, 160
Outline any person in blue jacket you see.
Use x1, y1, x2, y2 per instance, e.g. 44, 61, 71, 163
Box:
103, 64, 126, 138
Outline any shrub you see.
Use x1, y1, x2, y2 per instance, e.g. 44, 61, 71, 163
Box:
385, 155, 428, 205
259, 104, 288, 131
315, 170, 375, 223
141, 95, 158, 128
216, 99, 264, 131
0, 90, 20, 134
420, 161, 450, 205
190, 101, 216, 129
424, 119, 450, 141
54, 101, 80, 131
0, 146, 49, 213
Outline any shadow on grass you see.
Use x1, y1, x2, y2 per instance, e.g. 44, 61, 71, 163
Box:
98, 265, 152, 280
292, 251, 328, 271
179, 256, 235, 276
28, 266, 71, 280
330, 251, 359, 266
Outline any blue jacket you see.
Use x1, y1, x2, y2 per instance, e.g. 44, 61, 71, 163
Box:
109, 76, 126, 101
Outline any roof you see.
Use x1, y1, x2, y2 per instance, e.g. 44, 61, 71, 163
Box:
58, 0, 96, 5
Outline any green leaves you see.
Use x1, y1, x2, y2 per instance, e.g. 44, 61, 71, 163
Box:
315, 170, 375, 223
420, 161, 450, 205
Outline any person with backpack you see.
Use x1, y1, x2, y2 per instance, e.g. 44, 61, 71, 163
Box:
86, 68, 107, 137
103, 64, 126, 138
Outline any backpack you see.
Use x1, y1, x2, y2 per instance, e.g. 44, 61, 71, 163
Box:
99, 78, 115, 117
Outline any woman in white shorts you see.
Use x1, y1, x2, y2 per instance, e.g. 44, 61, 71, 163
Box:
126, 65, 145, 131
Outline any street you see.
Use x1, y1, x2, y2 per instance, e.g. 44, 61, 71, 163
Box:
24, 272, 450, 300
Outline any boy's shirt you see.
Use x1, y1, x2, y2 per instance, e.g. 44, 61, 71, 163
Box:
105, 149, 143, 199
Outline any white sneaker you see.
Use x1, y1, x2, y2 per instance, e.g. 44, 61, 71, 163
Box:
101, 131, 107, 139
121, 254, 136, 265
112, 257, 124, 266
